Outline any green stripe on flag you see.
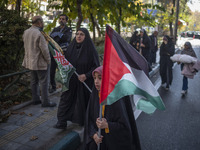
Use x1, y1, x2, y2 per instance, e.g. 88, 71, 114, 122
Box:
104, 79, 165, 112
136, 99, 157, 114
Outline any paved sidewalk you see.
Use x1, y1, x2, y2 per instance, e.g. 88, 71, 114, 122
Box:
0, 92, 83, 150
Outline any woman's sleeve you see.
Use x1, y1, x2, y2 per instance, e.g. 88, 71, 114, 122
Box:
85, 49, 100, 79
106, 102, 127, 133
88, 119, 97, 138
168, 44, 175, 56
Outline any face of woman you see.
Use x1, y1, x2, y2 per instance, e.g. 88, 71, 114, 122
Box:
184, 44, 189, 50
140, 32, 144, 37
163, 39, 167, 44
93, 72, 102, 91
76, 31, 85, 43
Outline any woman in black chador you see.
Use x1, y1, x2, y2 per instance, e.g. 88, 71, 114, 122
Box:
139, 29, 151, 61
159, 35, 175, 90
54, 28, 99, 129
83, 66, 141, 150
130, 31, 139, 50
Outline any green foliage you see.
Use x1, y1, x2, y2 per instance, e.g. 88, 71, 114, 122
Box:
0, 9, 29, 75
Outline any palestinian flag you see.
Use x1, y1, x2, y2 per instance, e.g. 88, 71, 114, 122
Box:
100, 25, 165, 114
41, 31, 75, 92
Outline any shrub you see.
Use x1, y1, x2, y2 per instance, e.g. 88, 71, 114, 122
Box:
0, 9, 30, 75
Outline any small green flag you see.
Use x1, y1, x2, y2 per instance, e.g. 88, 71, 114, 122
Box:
48, 43, 75, 91
40, 30, 75, 92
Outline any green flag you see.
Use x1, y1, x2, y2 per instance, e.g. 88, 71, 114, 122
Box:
41, 31, 75, 92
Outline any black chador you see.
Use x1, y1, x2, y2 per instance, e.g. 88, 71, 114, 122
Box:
159, 35, 175, 87
83, 88, 141, 150
56, 28, 99, 127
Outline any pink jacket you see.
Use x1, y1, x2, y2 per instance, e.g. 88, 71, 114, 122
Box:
182, 60, 200, 79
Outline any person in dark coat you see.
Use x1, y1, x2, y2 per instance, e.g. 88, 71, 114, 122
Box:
53, 28, 99, 129
130, 31, 139, 49
83, 66, 141, 150
149, 31, 158, 67
139, 29, 151, 61
180, 41, 197, 95
49, 14, 72, 93
159, 35, 175, 90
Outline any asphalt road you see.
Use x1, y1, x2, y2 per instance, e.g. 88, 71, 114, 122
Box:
136, 41, 200, 150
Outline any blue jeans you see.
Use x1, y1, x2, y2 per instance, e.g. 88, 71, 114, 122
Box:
182, 76, 188, 91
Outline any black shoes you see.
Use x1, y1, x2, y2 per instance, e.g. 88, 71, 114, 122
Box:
53, 123, 67, 129
49, 88, 56, 93
41, 102, 56, 107
32, 100, 42, 105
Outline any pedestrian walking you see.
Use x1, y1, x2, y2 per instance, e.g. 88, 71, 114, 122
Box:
180, 42, 197, 95
49, 14, 72, 93
149, 31, 158, 67
139, 29, 151, 71
53, 28, 99, 129
130, 31, 139, 49
22, 16, 56, 107
159, 35, 175, 90
83, 66, 141, 150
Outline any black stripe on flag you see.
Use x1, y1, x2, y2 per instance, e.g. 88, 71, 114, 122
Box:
106, 25, 149, 76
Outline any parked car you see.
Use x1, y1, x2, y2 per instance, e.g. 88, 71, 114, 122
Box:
186, 31, 195, 37
180, 32, 186, 37
194, 31, 200, 39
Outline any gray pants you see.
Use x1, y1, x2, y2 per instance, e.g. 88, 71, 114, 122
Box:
30, 66, 49, 105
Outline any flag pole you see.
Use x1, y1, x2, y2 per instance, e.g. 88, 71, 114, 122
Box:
74, 71, 92, 93
97, 104, 102, 150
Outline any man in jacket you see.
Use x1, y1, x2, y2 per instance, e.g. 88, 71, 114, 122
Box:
22, 16, 56, 107
49, 14, 72, 93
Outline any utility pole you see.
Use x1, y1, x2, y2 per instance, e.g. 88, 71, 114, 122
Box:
174, 0, 180, 44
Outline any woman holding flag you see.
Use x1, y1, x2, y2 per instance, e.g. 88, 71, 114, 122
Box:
83, 66, 141, 150
53, 28, 99, 129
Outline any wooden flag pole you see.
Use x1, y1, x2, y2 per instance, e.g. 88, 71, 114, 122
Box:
97, 105, 102, 150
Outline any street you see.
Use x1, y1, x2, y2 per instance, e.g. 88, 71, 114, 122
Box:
136, 38, 200, 150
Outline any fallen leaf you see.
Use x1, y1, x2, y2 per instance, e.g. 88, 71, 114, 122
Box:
11, 111, 19, 114
14, 102, 20, 105
44, 110, 48, 112
30, 136, 38, 141
28, 113, 33, 117
19, 112, 25, 115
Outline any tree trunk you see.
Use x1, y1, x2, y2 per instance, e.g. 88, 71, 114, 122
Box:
15, 0, 22, 14
76, 0, 83, 30
90, 13, 96, 42
89, 0, 96, 42
169, 0, 175, 37
174, 0, 180, 44
94, 19, 101, 37
169, 22, 173, 37
117, 7, 122, 34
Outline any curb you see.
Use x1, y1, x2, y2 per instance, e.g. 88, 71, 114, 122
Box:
49, 131, 81, 150
149, 64, 160, 78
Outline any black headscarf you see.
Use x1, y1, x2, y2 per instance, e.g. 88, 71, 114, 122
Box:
130, 31, 139, 47
160, 35, 175, 57
181, 41, 197, 58
65, 28, 99, 78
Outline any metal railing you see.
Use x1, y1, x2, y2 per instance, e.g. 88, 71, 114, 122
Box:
0, 70, 31, 102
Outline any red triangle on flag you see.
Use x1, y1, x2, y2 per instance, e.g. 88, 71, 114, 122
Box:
100, 31, 131, 104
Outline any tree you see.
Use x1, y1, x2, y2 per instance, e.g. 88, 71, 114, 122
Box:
0, 8, 29, 75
